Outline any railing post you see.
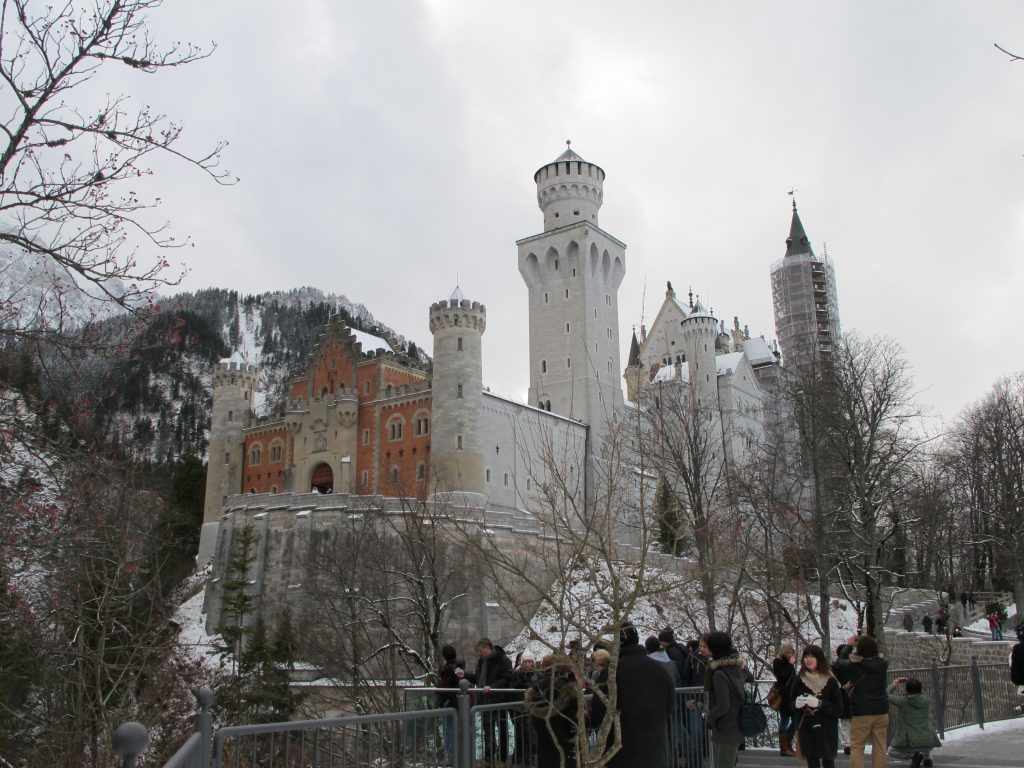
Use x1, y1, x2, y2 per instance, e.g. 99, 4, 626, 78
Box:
196, 686, 214, 767
457, 679, 472, 768
112, 721, 150, 768
970, 655, 985, 730
929, 658, 944, 738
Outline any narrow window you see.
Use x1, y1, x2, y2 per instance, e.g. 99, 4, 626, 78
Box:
390, 466, 399, 483
567, 357, 571, 369
224, 453, 230, 465
457, 336, 463, 351
457, 384, 463, 398
542, 360, 547, 373
361, 470, 368, 486
526, 478, 532, 490
457, 435, 463, 450
554, 259, 559, 270
566, 322, 570, 333
565, 288, 569, 299
544, 293, 549, 304
504, 473, 509, 487
416, 462, 425, 481
362, 429, 369, 445
486, 469, 491, 482
227, 410, 233, 422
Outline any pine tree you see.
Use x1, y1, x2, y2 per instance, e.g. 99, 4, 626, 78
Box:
215, 523, 258, 716
656, 477, 686, 556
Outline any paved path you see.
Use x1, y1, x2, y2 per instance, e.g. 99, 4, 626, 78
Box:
730, 716, 1024, 767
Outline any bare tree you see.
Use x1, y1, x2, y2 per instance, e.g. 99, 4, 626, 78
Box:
945, 374, 1024, 610
0, 0, 231, 353
812, 335, 930, 649
300, 494, 471, 715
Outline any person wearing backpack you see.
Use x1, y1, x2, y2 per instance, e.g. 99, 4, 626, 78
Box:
705, 631, 747, 768
789, 645, 843, 768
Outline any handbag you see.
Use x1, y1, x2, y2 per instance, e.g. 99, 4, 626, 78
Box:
767, 685, 783, 711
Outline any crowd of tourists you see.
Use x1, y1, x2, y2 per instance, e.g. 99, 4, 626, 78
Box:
434, 620, 1024, 768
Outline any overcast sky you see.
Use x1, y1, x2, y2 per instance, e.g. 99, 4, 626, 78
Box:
121, 1, 1024, 425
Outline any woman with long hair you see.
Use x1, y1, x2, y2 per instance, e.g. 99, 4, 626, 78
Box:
772, 643, 798, 755
789, 644, 843, 768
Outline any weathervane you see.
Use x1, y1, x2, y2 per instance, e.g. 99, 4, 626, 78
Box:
788, 187, 799, 211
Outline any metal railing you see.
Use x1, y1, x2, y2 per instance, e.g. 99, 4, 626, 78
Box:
115, 658, 1019, 768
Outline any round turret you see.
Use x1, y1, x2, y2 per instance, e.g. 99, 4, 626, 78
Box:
534, 142, 605, 231
200, 357, 260, 565
680, 301, 719, 401
429, 288, 486, 494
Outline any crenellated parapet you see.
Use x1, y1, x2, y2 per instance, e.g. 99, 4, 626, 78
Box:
212, 360, 259, 389
428, 298, 487, 334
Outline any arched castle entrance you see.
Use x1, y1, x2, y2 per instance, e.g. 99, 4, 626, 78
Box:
310, 462, 333, 494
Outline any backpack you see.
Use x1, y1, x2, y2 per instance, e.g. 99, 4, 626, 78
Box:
729, 676, 768, 738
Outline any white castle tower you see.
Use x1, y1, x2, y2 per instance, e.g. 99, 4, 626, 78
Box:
517, 143, 625, 453
429, 288, 486, 494
680, 299, 720, 409
199, 357, 258, 564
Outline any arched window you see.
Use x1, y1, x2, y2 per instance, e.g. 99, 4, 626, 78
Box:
269, 440, 283, 462
416, 462, 426, 481
387, 416, 404, 441
389, 466, 399, 483
413, 410, 430, 436
249, 444, 262, 466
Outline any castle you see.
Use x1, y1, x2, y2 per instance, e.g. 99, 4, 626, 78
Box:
199, 145, 837, 643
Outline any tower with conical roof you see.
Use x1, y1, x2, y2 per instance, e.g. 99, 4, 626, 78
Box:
769, 199, 841, 369
517, 143, 625, 456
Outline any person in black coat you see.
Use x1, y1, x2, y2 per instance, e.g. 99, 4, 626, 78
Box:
590, 622, 675, 768
1011, 622, 1024, 698
789, 644, 844, 768
772, 643, 798, 756
659, 627, 690, 680
833, 635, 889, 768
459, 637, 513, 764
832, 641, 854, 755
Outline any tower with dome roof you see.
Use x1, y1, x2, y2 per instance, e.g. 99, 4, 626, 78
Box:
517, 143, 625, 455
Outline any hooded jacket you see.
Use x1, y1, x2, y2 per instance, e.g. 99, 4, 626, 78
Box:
705, 654, 747, 743
834, 652, 889, 716
887, 683, 941, 749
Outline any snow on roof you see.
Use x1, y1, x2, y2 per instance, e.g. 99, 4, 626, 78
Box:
651, 354, 745, 384
351, 327, 394, 354
716, 352, 745, 373
219, 350, 247, 365
743, 336, 775, 366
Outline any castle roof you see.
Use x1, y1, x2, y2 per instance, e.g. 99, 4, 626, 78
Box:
785, 204, 815, 258
627, 330, 641, 367
555, 144, 584, 163
651, 351, 748, 384
350, 327, 394, 354
449, 285, 465, 302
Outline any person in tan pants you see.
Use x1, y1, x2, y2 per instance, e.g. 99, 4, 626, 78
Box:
833, 635, 889, 768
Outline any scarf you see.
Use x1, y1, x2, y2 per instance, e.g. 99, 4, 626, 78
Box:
800, 669, 830, 695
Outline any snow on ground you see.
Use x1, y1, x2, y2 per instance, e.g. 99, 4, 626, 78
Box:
171, 576, 223, 676
940, 716, 1024, 743
509, 558, 864, 672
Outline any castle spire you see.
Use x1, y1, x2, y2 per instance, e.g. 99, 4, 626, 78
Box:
627, 328, 641, 367
785, 198, 814, 258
